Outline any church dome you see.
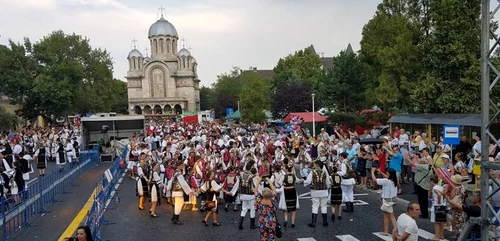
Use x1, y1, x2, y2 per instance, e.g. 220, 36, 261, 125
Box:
148, 17, 178, 37
128, 49, 143, 59
144, 56, 152, 62
191, 57, 197, 64
178, 48, 191, 57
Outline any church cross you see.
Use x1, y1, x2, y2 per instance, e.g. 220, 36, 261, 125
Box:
144, 47, 150, 56
181, 38, 187, 48
132, 38, 138, 49
319, 52, 325, 58
187, 46, 193, 54
159, 6, 166, 18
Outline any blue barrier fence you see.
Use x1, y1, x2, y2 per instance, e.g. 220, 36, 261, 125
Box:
85, 147, 128, 241
0, 147, 100, 241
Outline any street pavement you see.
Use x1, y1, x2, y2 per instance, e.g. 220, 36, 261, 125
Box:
101, 178, 451, 241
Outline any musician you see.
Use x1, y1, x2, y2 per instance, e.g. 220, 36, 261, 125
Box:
167, 160, 193, 225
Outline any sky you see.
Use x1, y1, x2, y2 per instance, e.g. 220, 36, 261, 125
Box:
0, 0, 381, 87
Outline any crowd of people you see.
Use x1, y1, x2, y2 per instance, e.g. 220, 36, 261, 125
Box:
125, 118, 499, 241
0, 126, 82, 205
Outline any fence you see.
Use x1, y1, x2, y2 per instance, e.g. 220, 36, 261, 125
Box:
85, 147, 128, 241
0, 147, 100, 241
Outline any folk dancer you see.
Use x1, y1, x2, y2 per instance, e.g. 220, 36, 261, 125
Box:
200, 170, 230, 226
279, 160, 302, 228
304, 160, 331, 227
65, 139, 75, 168
296, 145, 312, 180
338, 152, 356, 213
136, 158, 150, 211
182, 168, 199, 211
149, 162, 162, 218
1, 143, 14, 169
34, 143, 48, 176
237, 160, 259, 230
167, 160, 193, 225
222, 166, 239, 212
56, 140, 66, 172
329, 165, 343, 222
72, 137, 80, 158
127, 143, 140, 179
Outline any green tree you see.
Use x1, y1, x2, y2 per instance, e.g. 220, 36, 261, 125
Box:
0, 107, 19, 131
360, 5, 423, 112
239, 73, 271, 123
272, 47, 323, 89
211, 67, 247, 118
412, 0, 481, 113
199, 86, 215, 111
321, 50, 374, 112
0, 30, 116, 119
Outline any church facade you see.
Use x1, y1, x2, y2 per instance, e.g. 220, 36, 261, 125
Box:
126, 14, 200, 115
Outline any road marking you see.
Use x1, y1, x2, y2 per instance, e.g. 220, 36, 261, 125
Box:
298, 192, 368, 199
336, 235, 360, 241
58, 187, 98, 241
372, 229, 448, 241
297, 238, 317, 241
372, 232, 392, 241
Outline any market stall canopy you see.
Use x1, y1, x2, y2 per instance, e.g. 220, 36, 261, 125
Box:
388, 114, 481, 127
283, 112, 327, 123
226, 110, 241, 120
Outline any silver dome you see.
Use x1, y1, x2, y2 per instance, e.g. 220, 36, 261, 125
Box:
128, 49, 143, 59
178, 48, 191, 57
148, 17, 178, 37
144, 56, 152, 62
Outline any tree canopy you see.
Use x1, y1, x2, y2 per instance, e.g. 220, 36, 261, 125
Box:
0, 30, 128, 120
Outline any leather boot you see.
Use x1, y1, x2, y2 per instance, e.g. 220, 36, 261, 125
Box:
250, 218, 258, 229
173, 215, 183, 225
322, 214, 328, 226
238, 216, 244, 230
331, 214, 335, 222
350, 202, 354, 212
308, 214, 317, 228
171, 214, 175, 222
343, 202, 350, 212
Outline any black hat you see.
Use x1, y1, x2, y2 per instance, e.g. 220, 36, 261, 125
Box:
314, 160, 323, 169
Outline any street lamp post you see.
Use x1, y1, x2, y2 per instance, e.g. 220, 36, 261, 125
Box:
312, 93, 315, 137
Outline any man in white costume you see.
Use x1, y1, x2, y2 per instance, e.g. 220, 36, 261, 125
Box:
304, 160, 331, 227
167, 160, 193, 225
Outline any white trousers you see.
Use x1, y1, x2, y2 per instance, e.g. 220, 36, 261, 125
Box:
67, 152, 74, 163
311, 197, 328, 214
341, 184, 354, 202
174, 196, 184, 215
240, 199, 256, 218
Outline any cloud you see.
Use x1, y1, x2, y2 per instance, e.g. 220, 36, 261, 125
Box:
0, 0, 381, 86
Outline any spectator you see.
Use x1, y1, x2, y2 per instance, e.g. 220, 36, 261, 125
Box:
255, 181, 278, 241
384, 145, 403, 194
64, 225, 93, 241
443, 191, 482, 240
392, 202, 420, 241
371, 167, 397, 237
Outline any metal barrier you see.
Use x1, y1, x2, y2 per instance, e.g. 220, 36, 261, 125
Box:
0, 147, 100, 241
85, 147, 128, 241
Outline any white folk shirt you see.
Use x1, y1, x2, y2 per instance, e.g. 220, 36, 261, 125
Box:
338, 161, 356, 185
167, 173, 192, 197
304, 169, 331, 198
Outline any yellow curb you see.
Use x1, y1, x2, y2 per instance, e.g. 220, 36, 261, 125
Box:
58, 187, 98, 241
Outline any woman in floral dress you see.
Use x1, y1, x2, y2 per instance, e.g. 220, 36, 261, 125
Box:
255, 177, 278, 241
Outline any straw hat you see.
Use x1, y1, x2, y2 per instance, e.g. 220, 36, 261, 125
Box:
451, 174, 463, 185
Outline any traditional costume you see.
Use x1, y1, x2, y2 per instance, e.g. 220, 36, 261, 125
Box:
237, 162, 258, 230
167, 161, 193, 225
304, 161, 331, 227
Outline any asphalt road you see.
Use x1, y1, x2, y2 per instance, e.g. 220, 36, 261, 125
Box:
100, 177, 450, 241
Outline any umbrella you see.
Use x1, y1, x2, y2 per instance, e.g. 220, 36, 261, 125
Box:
359, 138, 385, 145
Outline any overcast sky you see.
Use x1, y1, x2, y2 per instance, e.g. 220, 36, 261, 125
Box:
0, 0, 380, 87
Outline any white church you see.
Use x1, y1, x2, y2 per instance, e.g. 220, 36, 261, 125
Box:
126, 12, 200, 115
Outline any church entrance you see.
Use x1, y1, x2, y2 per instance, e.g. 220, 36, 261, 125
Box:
154, 105, 162, 114
174, 104, 182, 114
134, 106, 142, 114
164, 105, 172, 114
144, 105, 152, 114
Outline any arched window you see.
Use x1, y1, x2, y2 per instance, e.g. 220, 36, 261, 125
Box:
159, 39, 164, 53
182, 57, 186, 68
153, 39, 158, 53
172, 39, 176, 53
129, 60, 132, 70
133, 57, 136, 69
167, 39, 171, 53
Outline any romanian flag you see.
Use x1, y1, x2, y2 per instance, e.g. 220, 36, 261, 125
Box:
434, 167, 455, 188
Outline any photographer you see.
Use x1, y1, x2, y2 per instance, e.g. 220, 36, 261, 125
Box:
64, 225, 92, 241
